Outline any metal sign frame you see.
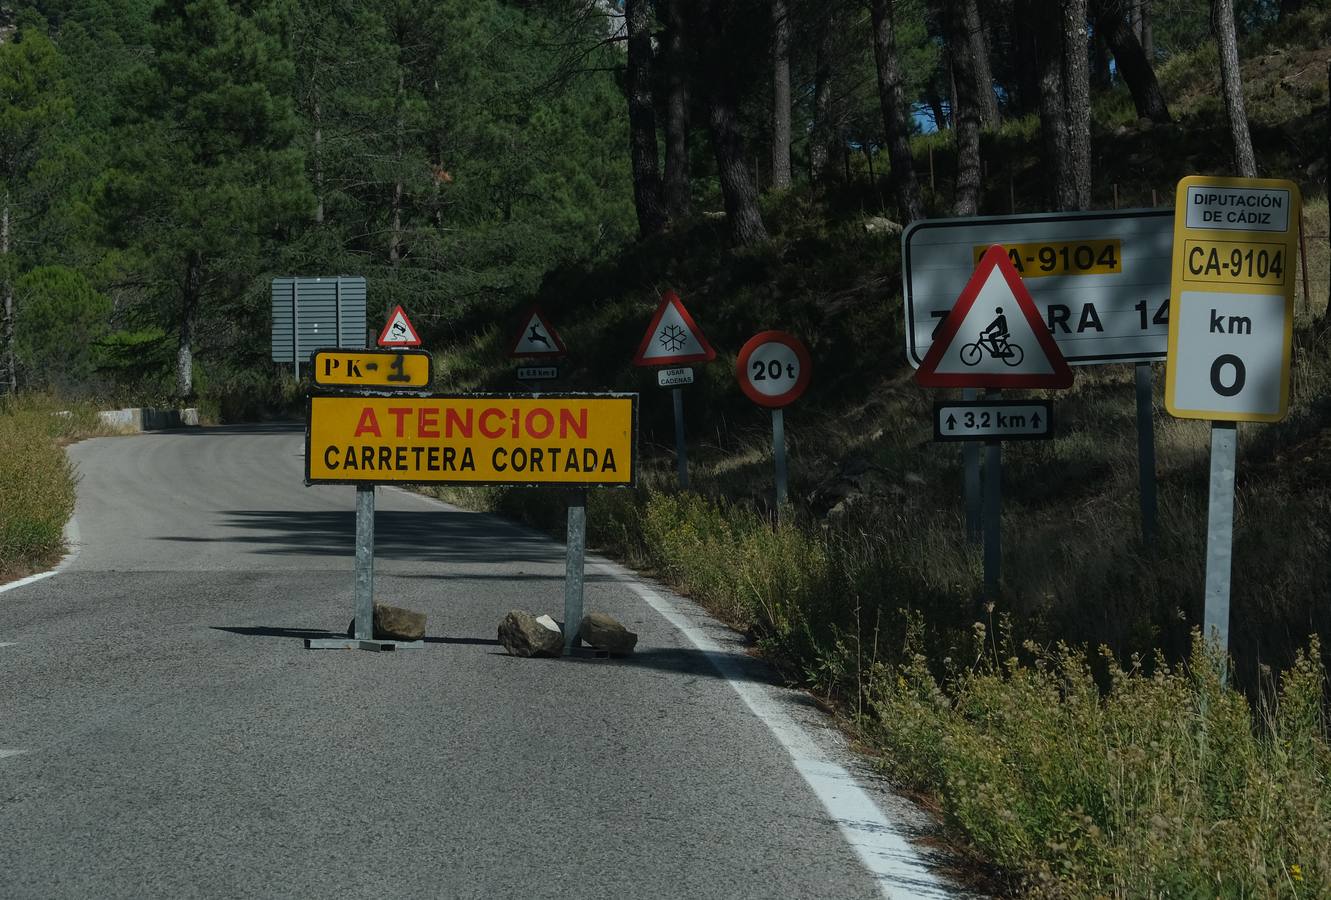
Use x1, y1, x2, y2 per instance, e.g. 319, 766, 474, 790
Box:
304, 391, 639, 489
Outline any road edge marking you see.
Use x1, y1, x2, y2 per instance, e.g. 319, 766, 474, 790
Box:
0, 516, 80, 595
591, 559, 952, 900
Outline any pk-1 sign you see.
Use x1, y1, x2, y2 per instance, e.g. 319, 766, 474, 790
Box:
306, 393, 637, 487
312, 349, 432, 389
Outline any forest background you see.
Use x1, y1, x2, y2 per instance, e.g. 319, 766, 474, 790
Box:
4, 0, 1331, 895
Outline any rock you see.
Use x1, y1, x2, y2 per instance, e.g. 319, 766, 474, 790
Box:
498, 610, 563, 658
374, 603, 426, 640
346, 602, 427, 641
579, 612, 638, 655
863, 216, 903, 236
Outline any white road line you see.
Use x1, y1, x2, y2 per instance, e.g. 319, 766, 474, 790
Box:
0, 750, 27, 760
0, 517, 80, 596
0, 643, 16, 648
595, 561, 953, 900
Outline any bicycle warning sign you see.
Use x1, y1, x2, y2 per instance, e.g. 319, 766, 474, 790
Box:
915, 245, 1074, 389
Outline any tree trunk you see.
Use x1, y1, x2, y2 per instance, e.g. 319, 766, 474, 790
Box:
924, 82, 948, 131
1, 195, 13, 395
661, 0, 691, 219
963, 0, 1000, 127
1325, 61, 1330, 326
708, 93, 769, 245
770, 0, 792, 191
1212, 0, 1257, 177
1014, 0, 1042, 114
1038, 9, 1072, 209
1091, 27, 1111, 91
869, 0, 923, 222
811, 7, 838, 180
940, 0, 981, 215
1063, 0, 1092, 209
389, 71, 404, 280
626, 0, 668, 236
1097, 1, 1172, 123
1139, 0, 1153, 60
177, 252, 201, 401
313, 93, 325, 225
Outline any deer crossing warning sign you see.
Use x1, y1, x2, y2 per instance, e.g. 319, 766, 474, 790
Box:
306, 393, 637, 487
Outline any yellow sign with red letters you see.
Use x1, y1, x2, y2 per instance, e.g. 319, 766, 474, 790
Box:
306, 394, 637, 487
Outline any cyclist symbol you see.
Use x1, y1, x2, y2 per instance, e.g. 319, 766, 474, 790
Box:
961, 307, 1024, 367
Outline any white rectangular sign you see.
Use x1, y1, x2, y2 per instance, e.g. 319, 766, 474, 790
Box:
516, 366, 558, 381
657, 367, 695, 387
1184, 185, 1291, 232
934, 401, 1052, 441
903, 210, 1173, 366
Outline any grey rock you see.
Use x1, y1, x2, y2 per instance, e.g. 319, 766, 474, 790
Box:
863, 216, 903, 236
498, 610, 563, 658
346, 602, 427, 641
579, 612, 638, 655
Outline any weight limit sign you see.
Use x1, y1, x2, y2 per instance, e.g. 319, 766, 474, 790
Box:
736, 331, 812, 408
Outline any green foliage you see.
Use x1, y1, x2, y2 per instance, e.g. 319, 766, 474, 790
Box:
93, 328, 175, 404
14, 266, 110, 393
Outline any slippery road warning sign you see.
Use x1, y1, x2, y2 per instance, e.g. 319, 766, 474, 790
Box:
312, 349, 432, 389
633, 290, 716, 366
306, 393, 637, 487
378, 305, 421, 347
915, 246, 1074, 389
509, 308, 566, 358
1165, 175, 1299, 422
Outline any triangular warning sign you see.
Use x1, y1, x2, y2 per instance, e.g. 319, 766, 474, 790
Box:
632, 290, 717, 366
377, 305, 421, 347
508, 307, 567, 358
915, 246, 1073, 389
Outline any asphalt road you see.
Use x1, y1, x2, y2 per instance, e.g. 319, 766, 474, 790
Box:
0, 425, 959, 899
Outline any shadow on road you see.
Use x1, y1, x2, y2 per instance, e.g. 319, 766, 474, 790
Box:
163, 509, 565, 565
211, 625, 501, 646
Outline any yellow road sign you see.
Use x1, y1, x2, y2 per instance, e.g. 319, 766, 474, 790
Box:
311, 349, 432, 389
306, 393, 637, 487
1165, 175, 1300, 423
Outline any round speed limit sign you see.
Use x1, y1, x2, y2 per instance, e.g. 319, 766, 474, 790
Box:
736, 331, 812, 407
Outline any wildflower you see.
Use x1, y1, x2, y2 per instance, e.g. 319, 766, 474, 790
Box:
1291, 864, 1303, 882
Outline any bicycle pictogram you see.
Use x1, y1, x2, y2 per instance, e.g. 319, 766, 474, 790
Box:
961, 306, 1025, 367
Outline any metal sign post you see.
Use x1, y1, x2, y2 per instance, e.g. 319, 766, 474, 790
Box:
1203, 423, 1238, 659
353, 485, 376, 640
564, 490, 588, 655
962, 387, 982, 543
1134, 362, 1159, 543
982, 393, 1002, 599
671, 387, 689, 489
772, 408, 788, 510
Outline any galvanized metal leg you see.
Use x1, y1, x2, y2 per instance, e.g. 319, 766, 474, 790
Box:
672, 387, 689, 489
1135, 362, 1158, 544
962, 387, 981, 543
772, 408, 788, 512
983, 439, 1002, 600
564, 490, 587, 654
354, 485, 375, 640
1203, 422, 1238, 667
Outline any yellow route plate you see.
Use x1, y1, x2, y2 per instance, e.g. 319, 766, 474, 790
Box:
311, 349, 432, 389
971, 239, 1122, 278
1165, 175, 1300, 423
306, 393, 637, 487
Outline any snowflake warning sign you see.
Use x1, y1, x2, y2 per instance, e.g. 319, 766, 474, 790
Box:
632, 290, 716, 367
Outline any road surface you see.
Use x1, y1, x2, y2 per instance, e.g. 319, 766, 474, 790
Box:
0, 425, 957, 898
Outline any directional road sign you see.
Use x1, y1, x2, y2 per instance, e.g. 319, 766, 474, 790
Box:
934, 399, 1053, 441
1165, 176, 1300, 422
736, 332, 811, 407
312, 349, 432, 389
509, 308, 566, 358
903, 210, 1172, 366
378, 305, 421, 347
306, 393, 637, 487
915, 246, 1074, 389
633, 290, 716, 366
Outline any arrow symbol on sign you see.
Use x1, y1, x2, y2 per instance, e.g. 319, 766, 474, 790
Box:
946, 414, 957, 429
1031, 413, 1041, 428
